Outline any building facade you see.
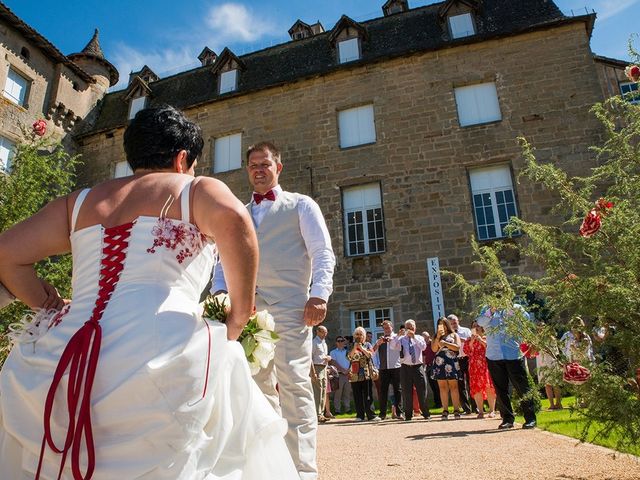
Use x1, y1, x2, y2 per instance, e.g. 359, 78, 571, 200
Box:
0, 2, 117, 171
72, 0, 627, 336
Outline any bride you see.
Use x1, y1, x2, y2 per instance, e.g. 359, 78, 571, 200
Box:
0, 105, 298, 479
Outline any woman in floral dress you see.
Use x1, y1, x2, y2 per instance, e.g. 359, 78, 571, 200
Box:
431, 317, 462, 419
463, 321, 497, 418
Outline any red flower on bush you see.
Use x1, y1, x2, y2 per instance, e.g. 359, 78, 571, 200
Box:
625, 65, 640, 83
519, 343, 538, 358
32, 119, 47, 137
563, 362, 591, 385
579, 198, 613, 238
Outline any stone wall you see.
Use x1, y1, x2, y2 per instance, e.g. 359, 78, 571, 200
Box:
77, 22, 606, 335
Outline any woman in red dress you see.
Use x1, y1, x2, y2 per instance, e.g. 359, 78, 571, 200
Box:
463, 321, 497, 418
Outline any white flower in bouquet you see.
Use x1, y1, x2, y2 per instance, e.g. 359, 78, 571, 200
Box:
255, 310, 275, 331
252, 340, 276, 368
202, 294, 279, 373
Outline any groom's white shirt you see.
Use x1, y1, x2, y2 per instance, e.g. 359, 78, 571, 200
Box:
211, 185, 335, 300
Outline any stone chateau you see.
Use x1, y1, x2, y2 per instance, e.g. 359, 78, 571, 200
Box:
1, 0, 635, 337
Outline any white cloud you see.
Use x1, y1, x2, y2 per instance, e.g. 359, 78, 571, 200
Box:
108, 2, 279, 91
110, 43, 197, 91
595, 0, 640, 21
205, 2, 277, 43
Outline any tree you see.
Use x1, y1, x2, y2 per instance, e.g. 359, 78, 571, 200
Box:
447, 52, 640, 450
0, 121, 81, 363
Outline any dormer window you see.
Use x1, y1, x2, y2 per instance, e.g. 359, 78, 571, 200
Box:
449, 12, 475, 39
219, 69, 237, 94
338, 38, 360, 63
128, 96, 147, 120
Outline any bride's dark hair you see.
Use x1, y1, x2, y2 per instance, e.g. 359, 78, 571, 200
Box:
124, 104, 204, 171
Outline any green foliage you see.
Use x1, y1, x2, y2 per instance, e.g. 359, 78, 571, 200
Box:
0, 127, 81, 362
446, 57, 640, 451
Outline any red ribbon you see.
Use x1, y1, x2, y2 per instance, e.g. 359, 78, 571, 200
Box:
36, 222, 132, 480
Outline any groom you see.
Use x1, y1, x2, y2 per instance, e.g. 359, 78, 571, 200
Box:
212, 141, 335, 480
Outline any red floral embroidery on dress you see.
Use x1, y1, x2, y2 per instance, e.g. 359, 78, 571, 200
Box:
147, 217, 207, 263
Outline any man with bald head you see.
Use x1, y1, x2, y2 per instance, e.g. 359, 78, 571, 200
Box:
311, 325, 331, 423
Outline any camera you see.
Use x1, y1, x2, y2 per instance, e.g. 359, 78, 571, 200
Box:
383, 336, 390, 343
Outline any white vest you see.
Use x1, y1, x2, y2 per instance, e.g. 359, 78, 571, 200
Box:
250, 191, 312, 305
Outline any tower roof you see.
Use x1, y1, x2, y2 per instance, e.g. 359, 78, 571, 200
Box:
69, 29, 119, 86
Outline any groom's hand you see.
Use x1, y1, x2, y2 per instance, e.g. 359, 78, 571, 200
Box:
304, 297, 327, 326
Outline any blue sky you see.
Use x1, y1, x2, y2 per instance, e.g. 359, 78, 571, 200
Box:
4, 0, 638, 91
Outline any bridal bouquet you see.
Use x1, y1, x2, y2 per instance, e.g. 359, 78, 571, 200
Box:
203, 293, 279, 375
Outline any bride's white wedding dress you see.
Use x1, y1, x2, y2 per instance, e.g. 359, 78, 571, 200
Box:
0, 181, 298, 479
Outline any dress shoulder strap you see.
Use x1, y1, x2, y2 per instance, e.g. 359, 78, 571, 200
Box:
180, 178, 195, 223
70, 188, 91, 232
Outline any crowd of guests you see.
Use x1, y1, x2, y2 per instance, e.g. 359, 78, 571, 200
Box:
310, 306, 614, 429
311, 314, 504, 424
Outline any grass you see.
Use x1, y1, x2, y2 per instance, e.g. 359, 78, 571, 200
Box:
515, 396, 640, 457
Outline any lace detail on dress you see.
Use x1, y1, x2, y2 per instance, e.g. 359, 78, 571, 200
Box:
147, 217, 207, 263
145, 193, 207, 264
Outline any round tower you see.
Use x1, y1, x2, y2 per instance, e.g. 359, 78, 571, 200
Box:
68, 28, 119, 94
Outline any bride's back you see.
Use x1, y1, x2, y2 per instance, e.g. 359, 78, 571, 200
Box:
72, 173, 196, 232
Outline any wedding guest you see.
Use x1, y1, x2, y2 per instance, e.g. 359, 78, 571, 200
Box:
448, 314, 473, 414
432, 317, 463, 419
536, 349, 563, 410
212, 141, 335, 479
561, 316, 595, 364
324, 364, 338, 418
0, 105, 298, 478
390, 319, 430, 421
347, 327, 381, 422
372, 320, 404, 420
311, 326, 332, 422
476, 303, 537, 430
422, 331, 442, 409
463, 321, 497, 418
330, 336, 352, 414
365, 330, 378, 409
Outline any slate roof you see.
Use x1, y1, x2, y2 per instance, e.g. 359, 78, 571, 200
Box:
0, 2, 94, 83
77, 0, 591, 137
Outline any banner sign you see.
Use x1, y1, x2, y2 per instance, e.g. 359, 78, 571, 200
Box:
427, 257, 445, 330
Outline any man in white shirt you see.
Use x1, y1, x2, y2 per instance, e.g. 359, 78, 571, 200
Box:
372, 320, 403, 420
390, 319, 430, 421
211, 142, 335, 480
311, 326, 332, 423
329, 336, 352, 415
448, 314, 473, 414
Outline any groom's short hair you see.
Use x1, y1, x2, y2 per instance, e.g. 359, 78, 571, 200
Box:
246, 141, 281, 164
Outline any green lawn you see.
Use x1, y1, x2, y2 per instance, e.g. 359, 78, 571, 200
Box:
515, 396, 640, 457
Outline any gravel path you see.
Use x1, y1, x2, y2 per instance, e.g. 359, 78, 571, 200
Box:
317, 415, 640, 480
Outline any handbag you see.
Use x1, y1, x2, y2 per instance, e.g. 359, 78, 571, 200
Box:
368, 357, 379, 381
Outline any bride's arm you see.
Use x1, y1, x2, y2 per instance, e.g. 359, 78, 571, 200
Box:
0, 196, 71, 309
193, 177, 258, 341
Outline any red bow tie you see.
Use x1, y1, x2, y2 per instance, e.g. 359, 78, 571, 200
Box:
253, 190, 276, 204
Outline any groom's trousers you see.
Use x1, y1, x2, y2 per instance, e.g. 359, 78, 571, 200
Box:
253, 295, 317, 480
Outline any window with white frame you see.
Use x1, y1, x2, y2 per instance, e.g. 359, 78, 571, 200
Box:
338, 38, 360, 63
454, 82, 501, 127
3, 67, 29, 106
219, 69, 237, 94
343, 183, 385, 256
0, 136, 16, 172
350, 307, 393, 341
338, 104, 376, 148
620, 81, 639, 104
469, 165, 519, 241
128, 96, 147, 120
114, 160, 133, 178
449, 13, 475, 39
213, 133, 242, 173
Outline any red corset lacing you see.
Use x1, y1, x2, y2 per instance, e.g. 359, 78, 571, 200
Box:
35, 222, 133, 480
